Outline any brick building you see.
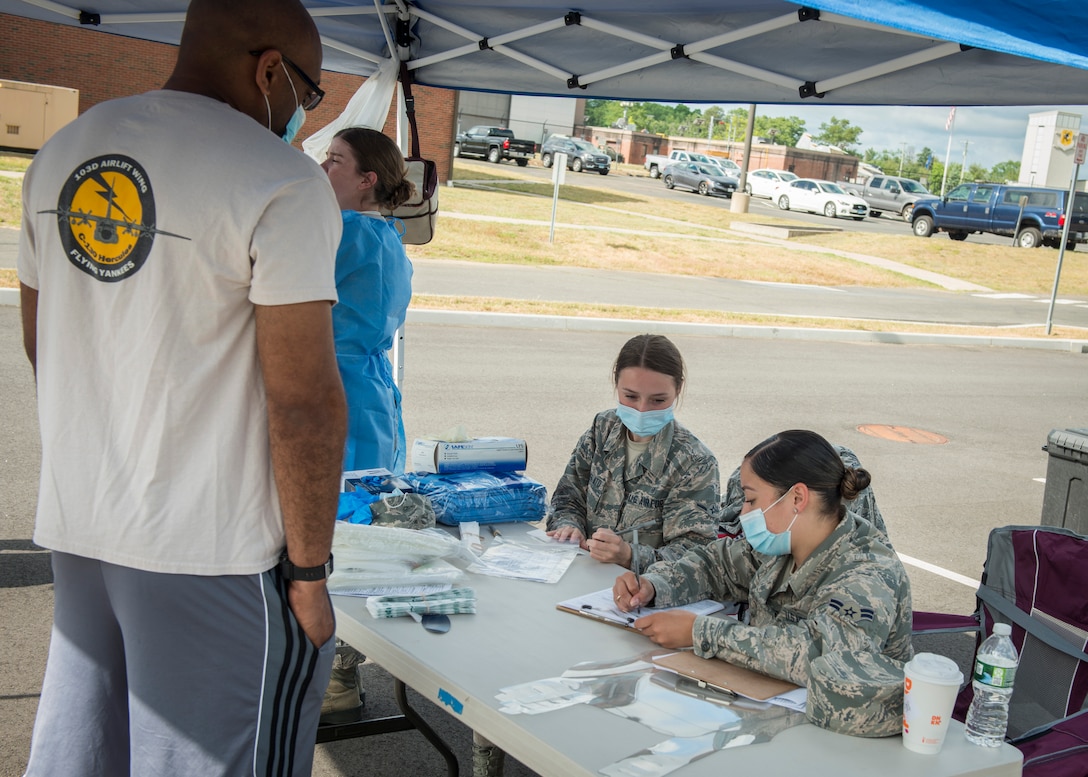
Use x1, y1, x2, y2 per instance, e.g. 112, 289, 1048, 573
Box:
0, 12, 457, 181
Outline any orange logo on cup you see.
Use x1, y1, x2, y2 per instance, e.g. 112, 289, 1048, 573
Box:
931, 715, 942, 726
904, 677, 912, 692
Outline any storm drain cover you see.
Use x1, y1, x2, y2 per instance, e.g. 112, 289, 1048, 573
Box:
857, 424, 948, 444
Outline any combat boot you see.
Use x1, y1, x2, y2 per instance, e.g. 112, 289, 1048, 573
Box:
319, 643, 365, 725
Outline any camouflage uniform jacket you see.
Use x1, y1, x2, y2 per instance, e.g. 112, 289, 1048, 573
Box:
642, 511, 913, 688
548, 409, 720, 568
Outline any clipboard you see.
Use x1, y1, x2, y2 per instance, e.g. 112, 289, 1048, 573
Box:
556, 588, 726, 634
652, 650, 800, 702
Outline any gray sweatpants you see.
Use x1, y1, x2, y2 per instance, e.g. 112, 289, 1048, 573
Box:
25, 552, 335, 776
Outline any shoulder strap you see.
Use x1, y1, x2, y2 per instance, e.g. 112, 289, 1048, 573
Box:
976, 584, 1088, 663
399, 61, 422, 159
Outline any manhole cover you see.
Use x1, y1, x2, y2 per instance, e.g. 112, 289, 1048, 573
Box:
857, 424, 948, 444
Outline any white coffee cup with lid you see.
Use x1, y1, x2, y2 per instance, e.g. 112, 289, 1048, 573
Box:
903, 652, 964, 754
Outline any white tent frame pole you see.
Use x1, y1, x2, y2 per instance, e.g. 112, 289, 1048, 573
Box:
813, 42, 962, 94
14, 0, 77, 19
400, 6, 963, 98
688, 53, 800, 89
407, 7, 570, 80
322, 36, 390, 66
307, 4, 389, 19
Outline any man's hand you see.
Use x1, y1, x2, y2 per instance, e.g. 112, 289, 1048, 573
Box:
287, 579, 335, 647
588, 528, 632, 566
634, 611, 697, 649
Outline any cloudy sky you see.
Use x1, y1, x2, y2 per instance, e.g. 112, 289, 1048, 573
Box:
685, 103, 1088, 172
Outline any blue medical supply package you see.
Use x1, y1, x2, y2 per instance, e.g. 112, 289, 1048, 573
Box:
402, 471, 547, 525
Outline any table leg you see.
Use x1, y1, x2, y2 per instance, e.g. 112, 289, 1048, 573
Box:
394, 678, 460, 777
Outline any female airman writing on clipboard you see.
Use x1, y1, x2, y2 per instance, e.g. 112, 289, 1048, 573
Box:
613, 429, 913, 735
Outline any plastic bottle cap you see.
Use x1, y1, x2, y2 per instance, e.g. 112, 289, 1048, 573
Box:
993, 623, 1012, 636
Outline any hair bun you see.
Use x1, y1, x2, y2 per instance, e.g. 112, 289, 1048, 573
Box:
840, 467, 871, 503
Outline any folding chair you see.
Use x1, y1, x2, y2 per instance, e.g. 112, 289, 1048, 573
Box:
913, 524, 1088, 776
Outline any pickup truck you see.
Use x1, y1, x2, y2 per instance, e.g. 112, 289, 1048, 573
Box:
911, 182, 1088, 248
453, 126, 535, 166
644, 149, 740, 179
839, 175, 930, 219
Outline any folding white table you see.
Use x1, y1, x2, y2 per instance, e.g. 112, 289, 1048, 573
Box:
332, 523, 1022, 777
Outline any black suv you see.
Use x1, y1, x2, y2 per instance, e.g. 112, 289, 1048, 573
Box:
540, 136, 611, 176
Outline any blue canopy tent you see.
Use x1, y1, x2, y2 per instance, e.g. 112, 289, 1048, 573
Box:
3, 0, 1088, 105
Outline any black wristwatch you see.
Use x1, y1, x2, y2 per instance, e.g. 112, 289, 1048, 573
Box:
278, 550, 334, 581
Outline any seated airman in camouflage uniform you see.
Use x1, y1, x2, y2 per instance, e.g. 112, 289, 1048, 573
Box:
614, 429, 913, 737
547, 334, 720, 571
720, 444, 888, 540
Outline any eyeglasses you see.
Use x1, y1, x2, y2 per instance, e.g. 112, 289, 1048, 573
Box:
250, 50, 325, 111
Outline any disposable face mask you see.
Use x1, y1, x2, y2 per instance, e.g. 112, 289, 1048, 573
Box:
739, 490, 797, 556
264, 61, 306, 144
615, 403, 674, 437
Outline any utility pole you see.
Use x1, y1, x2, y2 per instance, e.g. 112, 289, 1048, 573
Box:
959, 140, 969, 183
898, 141, 908, 176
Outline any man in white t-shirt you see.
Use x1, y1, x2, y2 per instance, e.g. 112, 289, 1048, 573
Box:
17, 1, 347, 774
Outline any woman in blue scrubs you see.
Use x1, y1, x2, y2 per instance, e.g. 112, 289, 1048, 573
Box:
321, 127, 415, 473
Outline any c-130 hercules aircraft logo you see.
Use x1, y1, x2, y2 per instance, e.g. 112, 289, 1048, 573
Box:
41, 154, 189, 282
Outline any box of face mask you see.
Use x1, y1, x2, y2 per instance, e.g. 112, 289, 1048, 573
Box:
410, 437, 528, 474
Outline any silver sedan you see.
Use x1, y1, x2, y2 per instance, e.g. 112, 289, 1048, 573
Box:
662, 162, 739, 198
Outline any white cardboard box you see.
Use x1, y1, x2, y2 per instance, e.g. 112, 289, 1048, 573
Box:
410, 437, 527, 474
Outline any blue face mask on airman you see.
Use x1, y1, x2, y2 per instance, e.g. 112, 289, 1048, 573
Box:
740, 489, 797, 556
615, 403, 674, 437
264, 61, 306, 144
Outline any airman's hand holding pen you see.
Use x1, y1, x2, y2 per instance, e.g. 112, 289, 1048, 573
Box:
588, 519, 656, 566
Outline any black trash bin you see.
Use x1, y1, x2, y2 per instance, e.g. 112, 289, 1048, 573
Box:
1041, 428, 1088, 535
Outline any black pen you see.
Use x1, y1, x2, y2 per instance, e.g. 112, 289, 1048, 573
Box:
489, 525, 502, 539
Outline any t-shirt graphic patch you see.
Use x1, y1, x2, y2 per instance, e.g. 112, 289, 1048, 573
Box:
42, 154, 188, 282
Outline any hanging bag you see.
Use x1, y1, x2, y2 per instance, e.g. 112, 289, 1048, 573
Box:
386, 64, 439, 245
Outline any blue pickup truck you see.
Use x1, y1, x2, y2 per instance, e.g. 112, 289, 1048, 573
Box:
911, 183, 1088, 248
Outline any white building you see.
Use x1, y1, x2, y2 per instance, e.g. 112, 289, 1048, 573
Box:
1018, 110, 1081, 188
455, 92, 580, 147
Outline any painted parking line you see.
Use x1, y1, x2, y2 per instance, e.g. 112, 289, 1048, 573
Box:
897, 553, 979, 588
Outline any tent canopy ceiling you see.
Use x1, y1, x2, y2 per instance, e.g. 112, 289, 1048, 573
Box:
6, 0, 1088, 106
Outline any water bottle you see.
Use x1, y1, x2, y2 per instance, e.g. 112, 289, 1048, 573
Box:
964, 622, 1019, 747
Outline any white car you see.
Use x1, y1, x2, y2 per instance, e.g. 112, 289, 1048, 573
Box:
705, 157, 742, 177
774, 178, 869, 220
745, 168, 798, 198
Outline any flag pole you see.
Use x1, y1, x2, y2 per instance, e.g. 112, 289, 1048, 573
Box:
940, 107, 956, 197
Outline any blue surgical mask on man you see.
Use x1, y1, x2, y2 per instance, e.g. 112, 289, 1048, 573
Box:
614, 403, 674, 437
739, 490, 797, 556
264, 61, 306, 144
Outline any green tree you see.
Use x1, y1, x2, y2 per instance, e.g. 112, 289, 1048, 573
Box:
584, 99, 621, 128
990, 160, 1021, 182
965, 163, 989, 182
754, 115, 806, 147
814, 117, 863, 153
